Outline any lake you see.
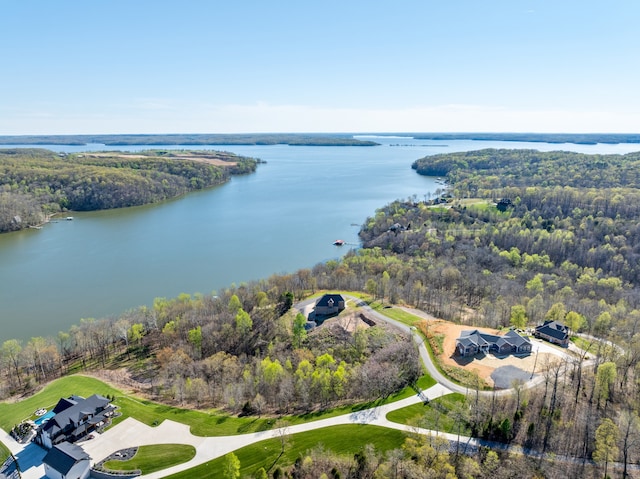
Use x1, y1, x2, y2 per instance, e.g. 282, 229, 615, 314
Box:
1, 138, 639, 342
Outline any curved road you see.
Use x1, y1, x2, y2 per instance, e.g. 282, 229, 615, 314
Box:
1, 297, 585, 478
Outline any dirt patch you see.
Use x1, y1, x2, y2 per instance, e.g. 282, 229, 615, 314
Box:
322, 312, 372, 333
86, 152, 236, 167
425, 320, 560, 387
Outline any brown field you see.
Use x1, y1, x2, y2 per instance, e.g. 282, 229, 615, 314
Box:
427, 320, 560, 387
85, 152, 236, 167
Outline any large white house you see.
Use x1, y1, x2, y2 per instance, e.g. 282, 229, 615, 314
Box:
34, 394, 115, 449
42, 441, 91, 479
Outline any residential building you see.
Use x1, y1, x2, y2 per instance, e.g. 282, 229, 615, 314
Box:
456, 329, 532, 357
42, 441, 91, 479
34, 394, 115, 449
314, 294, 345, 316
534, 320, 570, 346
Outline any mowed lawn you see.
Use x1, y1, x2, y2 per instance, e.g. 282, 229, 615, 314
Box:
0, 440, 11, 460
386, 393, 472, 436
1, 373, 433, 437
164, 424, 407, 479
102, 444, 195, 474
0, 375, 120, 431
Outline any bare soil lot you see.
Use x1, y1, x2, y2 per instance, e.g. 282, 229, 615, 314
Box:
428, 320, 561, 387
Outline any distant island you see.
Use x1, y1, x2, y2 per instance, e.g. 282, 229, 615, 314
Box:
3, 132, 640, 147
0, 133, 379, 147
407, 132, 640, 145
0, 148, 260, 233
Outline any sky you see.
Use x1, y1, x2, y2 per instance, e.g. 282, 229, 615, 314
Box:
1, 1, 639, 134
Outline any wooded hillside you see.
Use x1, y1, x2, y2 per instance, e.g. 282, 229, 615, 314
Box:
0, 148, 258, 233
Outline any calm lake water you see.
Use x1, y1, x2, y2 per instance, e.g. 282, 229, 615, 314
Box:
1, 138, 639, 342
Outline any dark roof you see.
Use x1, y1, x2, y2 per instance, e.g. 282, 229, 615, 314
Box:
535, 320, 569, 340
42, 442, 89, 474
52, 397, 77, 414
316, 294, 344, 308
42, 394, 110, 437
457, 329, 531, 350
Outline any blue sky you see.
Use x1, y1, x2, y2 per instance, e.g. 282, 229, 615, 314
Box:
1, 1, 638, 134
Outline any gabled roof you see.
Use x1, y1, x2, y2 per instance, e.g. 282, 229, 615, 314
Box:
457, 329, 531, 350
535, 320, 569, 340
42, 441, 90, 474
316, 294, 344, 308
52, 397, 77, 414
504, 330, 532, 348
42, 394, 111, 436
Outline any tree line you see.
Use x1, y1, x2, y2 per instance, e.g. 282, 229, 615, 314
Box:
0, 148, 258, 232
4, 147, 640, 476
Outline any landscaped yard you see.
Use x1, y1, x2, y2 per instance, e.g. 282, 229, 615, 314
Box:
164, 424, 407, 479
0, 375, 120, 431
1, 371, 435, 438
386, 393, 471, 436
102, 444, 195, 474
0, 440, 11, 461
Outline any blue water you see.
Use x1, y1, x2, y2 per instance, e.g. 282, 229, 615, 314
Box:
34, 411, 55, 425
0, 138, 638, 342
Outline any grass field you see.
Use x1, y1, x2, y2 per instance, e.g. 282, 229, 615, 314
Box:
1, 371, 434, 438
102, 444, 195, 474
164, 424, 407, 479
386, 393, 471, 436
0, 375, 121, 431
0, 440, 11, 460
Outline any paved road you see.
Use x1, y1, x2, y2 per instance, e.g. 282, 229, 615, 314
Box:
0, 298, 587, 478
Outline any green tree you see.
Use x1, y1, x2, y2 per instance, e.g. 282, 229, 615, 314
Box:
128, 323, 145, 345
594, 312, 612, 336
235, 308, 253, 336
593, 418, 619, 479
596, 361, 617, 408
565, 311, 586, 333
509, 304, 527, 329
292, 312, 307, 348
545, 302, 566, 323
228, 294, 241, 314
223, 452, 241, 479
187, 326, 202, 358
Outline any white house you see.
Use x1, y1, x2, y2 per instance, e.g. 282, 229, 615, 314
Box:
42, 441, 91, 479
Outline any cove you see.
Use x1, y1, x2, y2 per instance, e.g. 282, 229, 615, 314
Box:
1, 138, 638, 342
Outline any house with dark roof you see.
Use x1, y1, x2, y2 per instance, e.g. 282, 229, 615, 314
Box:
34, 394, 115, 449
314, 294, 345, 316
42, 441, 91, 479
456, 329, 532, 357
534, 320, 570, 346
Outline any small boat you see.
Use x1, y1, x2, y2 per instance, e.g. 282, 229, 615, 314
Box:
66, 216, 74, 221
333, 239, 345, 246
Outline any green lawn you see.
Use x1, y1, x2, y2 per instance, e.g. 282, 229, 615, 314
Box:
0, 440, 11, 461
0, 375, 121, 431
369, 303, 425, 327
102, 444, 195, 474
1, 372, 435, 438
164, 425, 407, 479
386, 393, 471, 436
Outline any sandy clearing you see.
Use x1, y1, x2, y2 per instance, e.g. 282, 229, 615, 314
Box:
426, 320, 561, 387
85, 152, 236, 166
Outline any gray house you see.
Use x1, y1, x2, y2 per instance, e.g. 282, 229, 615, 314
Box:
42, 441, 91, 479
534, 320, 570, 346
34, 394, 115, 449
456, 329, 532, 357
314, 294, 345, 316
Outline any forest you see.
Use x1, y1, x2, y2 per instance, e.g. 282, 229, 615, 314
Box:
0, 134, 379, 147
4, 147, 640, 477
0, 148, 258, 233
